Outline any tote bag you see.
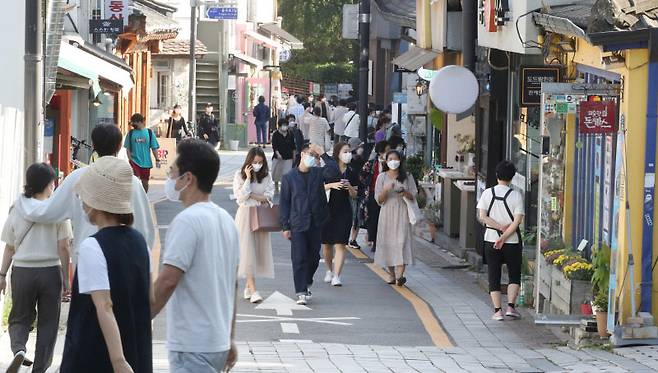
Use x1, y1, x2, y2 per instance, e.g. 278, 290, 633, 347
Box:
403, 197, 423, 225
250, 204, 282, 232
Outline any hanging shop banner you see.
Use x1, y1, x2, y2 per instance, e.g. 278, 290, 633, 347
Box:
579, 101, 617, 134
105, 0, 129, 27
520, 67, 561, 106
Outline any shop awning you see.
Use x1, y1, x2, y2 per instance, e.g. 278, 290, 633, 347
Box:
58, 42, 134, 95
391, 46, 441, 71
258, 23, 304, 50
244, 30, 281, 49
231, 52, 263, 69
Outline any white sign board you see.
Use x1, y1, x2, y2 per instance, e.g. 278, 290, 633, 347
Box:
342, 4, 359, 40
105, 0, 129, 27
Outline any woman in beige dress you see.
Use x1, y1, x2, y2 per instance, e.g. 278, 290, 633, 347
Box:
233, 147, 275, 303
374, 150, 417, 286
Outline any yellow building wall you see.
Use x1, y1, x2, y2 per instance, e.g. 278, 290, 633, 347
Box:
571, 39, 650, 323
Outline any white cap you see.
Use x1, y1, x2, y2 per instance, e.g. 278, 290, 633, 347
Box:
75, 156, 133, 214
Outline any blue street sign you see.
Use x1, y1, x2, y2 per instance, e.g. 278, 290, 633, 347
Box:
206, 7, 238, 20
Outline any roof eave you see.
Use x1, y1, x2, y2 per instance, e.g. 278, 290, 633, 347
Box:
588, 29, 651, 46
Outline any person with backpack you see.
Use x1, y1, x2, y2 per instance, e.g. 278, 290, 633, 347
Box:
124, 113, 160, 192
1, 163, 72, 373
476, 160, 524, 321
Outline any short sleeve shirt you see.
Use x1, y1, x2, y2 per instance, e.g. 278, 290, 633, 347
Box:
476, 184, 524, 243
77, 237, 110, 294
1, 207, 73, 267
124, 129, 159, 168
163, 202, 240, 353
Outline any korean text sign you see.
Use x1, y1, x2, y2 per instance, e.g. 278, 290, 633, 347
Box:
579, 100, 617, 134
105, 0, 129, 27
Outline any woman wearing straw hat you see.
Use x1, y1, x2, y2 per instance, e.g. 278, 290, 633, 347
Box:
60, 157, 152, 373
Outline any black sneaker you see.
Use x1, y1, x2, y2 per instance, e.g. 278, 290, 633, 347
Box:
7, 351, 25, 373
348, 240, 361, 250
22, 357, 33, 366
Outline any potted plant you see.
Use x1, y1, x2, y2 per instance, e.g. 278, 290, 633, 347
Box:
593, 292, 609, 337
591, 244, 611, 337
454, 134, 475, 172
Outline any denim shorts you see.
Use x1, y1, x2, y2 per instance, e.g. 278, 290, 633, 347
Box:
169, 350, 229, 373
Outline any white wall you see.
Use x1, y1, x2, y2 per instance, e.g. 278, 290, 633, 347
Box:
477, 0, 575, 54
0, 0, 26, 247
446, 114, 475, 168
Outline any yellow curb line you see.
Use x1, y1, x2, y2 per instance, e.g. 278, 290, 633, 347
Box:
347, 247, 453, 348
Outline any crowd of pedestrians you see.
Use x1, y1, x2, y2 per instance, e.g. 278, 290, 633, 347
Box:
0, 92, 527, 373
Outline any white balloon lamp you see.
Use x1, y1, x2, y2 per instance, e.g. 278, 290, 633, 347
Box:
428, 65, 479, 114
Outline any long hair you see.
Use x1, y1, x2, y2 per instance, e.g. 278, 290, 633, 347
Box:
381, 150, 407, 183
240, 147, 269, 183
376, 116, 390, 131
333, 141, 349, 164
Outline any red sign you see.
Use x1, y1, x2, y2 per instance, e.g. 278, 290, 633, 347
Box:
579, 101, 617, 134
483, 0, 497, 32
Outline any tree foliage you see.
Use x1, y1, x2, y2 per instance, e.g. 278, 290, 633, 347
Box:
279, 0, 356, 83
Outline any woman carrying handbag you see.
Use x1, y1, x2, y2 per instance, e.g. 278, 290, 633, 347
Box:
233, 147, 275, 304
374, 150, 417, 286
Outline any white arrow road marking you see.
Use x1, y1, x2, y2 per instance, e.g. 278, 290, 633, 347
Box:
280, 323, 299, 334
254, 291, 311, 316
237, 313, 360, 326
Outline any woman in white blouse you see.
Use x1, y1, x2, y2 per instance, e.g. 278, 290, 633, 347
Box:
233, 147, 275, 303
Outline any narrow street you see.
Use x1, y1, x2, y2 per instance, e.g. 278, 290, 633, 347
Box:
1, 151, 656, 372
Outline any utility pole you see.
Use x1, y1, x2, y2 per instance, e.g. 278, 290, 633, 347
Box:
25, 0, 44, 165
357, 0, 370, 144
188, 1, 198, 126
218, 17, 230, 149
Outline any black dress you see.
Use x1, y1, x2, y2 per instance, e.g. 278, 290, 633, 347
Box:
322, 165, 358, 244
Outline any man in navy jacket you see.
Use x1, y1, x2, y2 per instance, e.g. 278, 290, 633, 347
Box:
279, 143, 340, 305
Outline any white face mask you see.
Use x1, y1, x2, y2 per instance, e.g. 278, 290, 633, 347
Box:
303, 154, 316, 168
357, 148, 364, 156
280, 125, 288, 132
340, 152, 353, 164
387, 160, 401, 170
252, 163, 263, 172
165, 174, 189, 202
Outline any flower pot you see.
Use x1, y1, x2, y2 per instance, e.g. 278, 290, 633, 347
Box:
595, 311, 608, 337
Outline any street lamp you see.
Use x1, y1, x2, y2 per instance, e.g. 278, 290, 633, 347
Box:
415, 78, 428, 97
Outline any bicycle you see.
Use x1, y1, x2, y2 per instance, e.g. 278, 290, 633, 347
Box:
70, 136, 92, 169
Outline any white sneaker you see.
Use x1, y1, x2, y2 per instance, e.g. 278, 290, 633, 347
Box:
243, 288, 253, 300
7, 350, 25, 373
324, 270, 333, 283
331, 275, 342, 287
296, 294, 308, 305
250, 291, 263, 304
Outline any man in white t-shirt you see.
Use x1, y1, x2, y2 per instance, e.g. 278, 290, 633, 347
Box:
476, 160, 524, 321
151, 139, 240, 373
